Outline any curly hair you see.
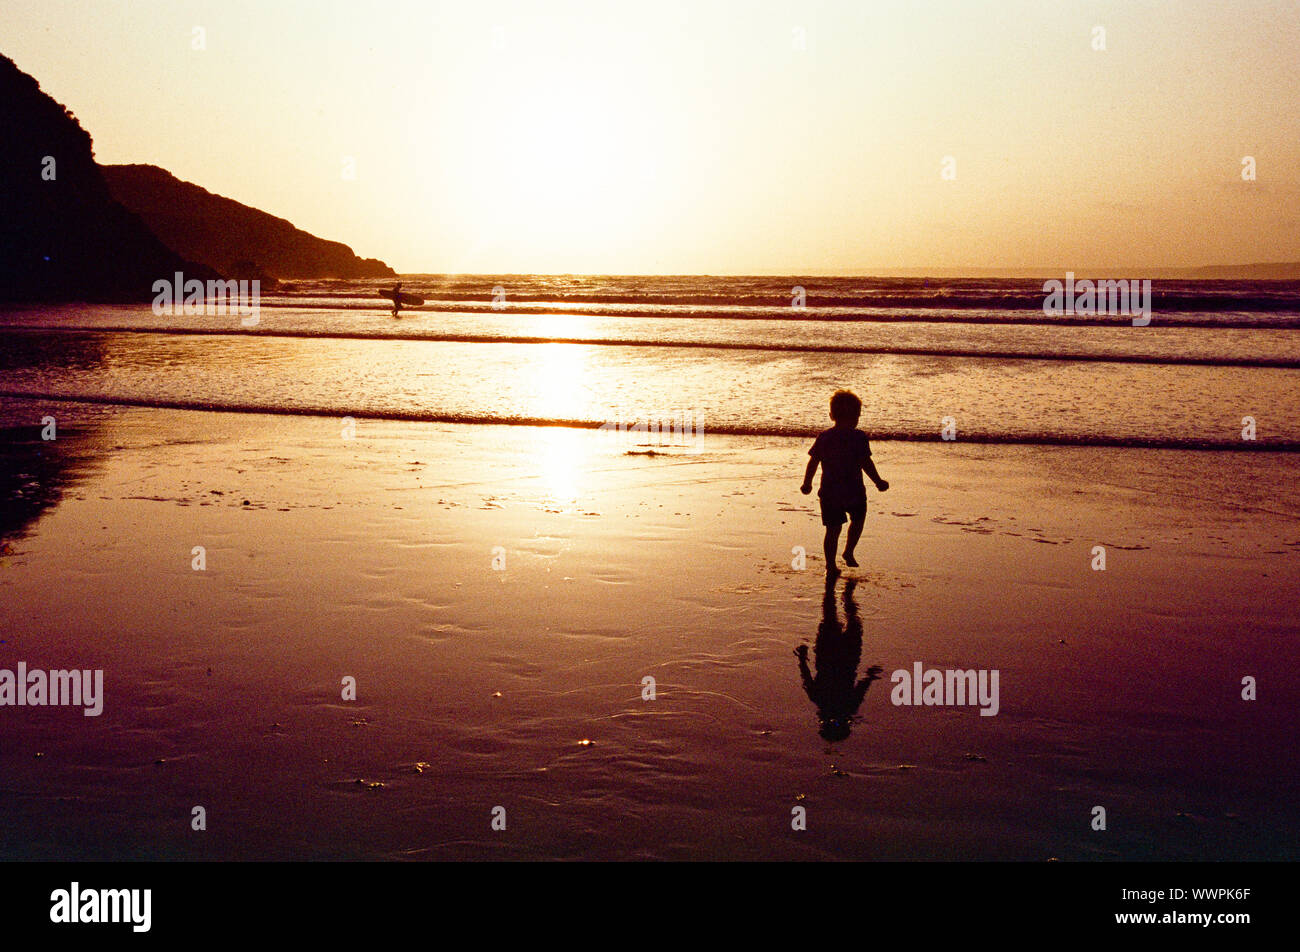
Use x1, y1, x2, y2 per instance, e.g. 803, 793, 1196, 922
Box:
829, 389, 862, 423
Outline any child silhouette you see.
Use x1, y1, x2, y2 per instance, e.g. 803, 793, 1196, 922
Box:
800, 389, 889, 577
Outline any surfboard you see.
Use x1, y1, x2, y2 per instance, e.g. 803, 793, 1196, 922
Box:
378, 290, 424, 307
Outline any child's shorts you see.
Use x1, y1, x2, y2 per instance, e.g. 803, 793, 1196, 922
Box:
819, 497, 866, 527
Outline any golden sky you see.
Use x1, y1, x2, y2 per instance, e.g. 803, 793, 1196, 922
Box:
4, 0, 1299, 273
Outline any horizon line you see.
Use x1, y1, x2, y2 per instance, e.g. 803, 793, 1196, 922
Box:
370, 265, 1300, 279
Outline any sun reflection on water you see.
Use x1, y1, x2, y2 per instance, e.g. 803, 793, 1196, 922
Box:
521, 342, 590, 420
519, 344, 601, 506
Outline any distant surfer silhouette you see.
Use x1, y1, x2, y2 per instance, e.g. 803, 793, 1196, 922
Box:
795, 578, 882, 742
388, 282, 403, 316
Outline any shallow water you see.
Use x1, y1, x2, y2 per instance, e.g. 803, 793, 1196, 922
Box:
4, 274, 1299, 448
2, 325, 1298, 449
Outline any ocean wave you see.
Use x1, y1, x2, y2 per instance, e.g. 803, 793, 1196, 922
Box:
272, 275, 1300, 314
328, 291, 1300, 312
248, 298, 1300, 328
3, 325, 1297, 368
4, 390, 1297, 452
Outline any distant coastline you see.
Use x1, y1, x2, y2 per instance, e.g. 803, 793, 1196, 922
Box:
614, 264, 1300, 280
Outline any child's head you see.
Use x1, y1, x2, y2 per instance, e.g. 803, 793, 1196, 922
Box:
819, 717, 852, 743
829, 389, 861, 427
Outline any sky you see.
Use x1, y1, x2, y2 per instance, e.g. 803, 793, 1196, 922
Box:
3, 0, 1299, 274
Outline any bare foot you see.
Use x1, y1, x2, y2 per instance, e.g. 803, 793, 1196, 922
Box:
826, 564, 841, 579
843, 552, 858, 567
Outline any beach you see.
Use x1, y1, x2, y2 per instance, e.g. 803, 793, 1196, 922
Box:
2, 397, 1296, 861
5, 4, 1300, 929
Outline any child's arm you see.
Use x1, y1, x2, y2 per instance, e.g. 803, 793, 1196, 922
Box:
863, 457, 888, 491
794, 645, 815, 695
854, 666, 884, 700
800, 457, 818, 494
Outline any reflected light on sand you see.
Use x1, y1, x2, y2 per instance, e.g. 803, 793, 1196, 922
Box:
535, 426, 591, 505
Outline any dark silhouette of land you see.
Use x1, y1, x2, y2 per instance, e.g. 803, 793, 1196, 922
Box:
0, 54, 215, 302
1184, 262, 1300, 280
1, 52, 394, 303
834, 264, 1300, 280
102, 164, 395, 282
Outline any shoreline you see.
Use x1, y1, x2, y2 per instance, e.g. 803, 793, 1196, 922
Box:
4, 390, 1299, 452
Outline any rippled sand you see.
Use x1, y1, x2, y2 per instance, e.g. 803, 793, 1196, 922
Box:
0, 399, 1297, 859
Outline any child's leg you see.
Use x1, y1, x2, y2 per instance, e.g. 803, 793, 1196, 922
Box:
843, 515, 864, 566
823, 523, 841, 573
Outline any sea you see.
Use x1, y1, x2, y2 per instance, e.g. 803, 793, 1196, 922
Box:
3, 275, 1300, 449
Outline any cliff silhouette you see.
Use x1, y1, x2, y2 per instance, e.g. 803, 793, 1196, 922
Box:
0, 53, 216, 302
102, 164, 396, 281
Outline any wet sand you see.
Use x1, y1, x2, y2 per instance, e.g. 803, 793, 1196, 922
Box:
1, 399, 1297, 860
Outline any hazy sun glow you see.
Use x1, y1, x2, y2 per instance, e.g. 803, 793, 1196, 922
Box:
448, 46, 667, 262
3, 0, 1298, 272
